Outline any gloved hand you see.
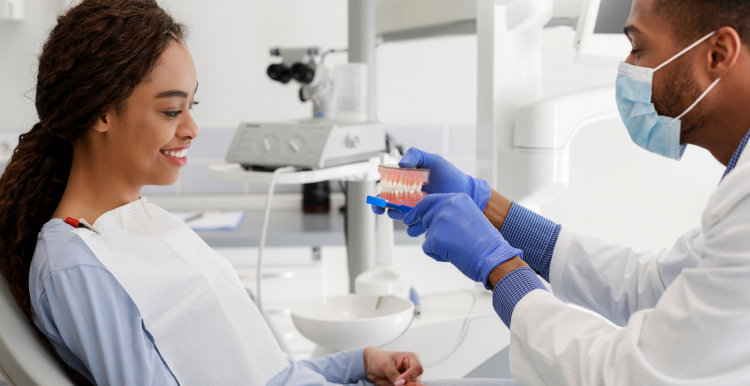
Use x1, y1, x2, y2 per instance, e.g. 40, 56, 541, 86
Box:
403, 193, 522, 289
373, 148, 491, 229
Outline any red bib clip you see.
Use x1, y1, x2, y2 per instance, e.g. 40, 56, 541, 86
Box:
65, 217, 101, 235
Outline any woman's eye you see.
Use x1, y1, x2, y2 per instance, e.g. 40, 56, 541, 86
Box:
189, 101, 200, 110
164, 110, 182, 118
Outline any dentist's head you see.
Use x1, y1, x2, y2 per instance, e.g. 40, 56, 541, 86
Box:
619, 0, 750, 163
0, 0, 187, 382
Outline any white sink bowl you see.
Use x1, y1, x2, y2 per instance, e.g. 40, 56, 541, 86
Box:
291, 295, 414, 351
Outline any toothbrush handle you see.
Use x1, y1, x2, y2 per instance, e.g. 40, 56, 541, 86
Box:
410, 288, 421, 315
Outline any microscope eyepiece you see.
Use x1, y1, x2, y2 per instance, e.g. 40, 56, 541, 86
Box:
267, 63, 292, 84
291, 63, 315, 84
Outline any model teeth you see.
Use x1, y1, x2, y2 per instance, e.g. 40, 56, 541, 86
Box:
379, 175, 425, 195
162, 149, 188, 159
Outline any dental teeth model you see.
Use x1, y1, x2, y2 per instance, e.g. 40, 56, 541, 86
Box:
378, 165, 430, 207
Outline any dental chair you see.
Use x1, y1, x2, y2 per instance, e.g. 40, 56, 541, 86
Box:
0, 274, 74, 386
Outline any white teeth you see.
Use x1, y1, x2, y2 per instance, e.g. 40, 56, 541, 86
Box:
162, 149, 188, 159
380, 174, 425, 195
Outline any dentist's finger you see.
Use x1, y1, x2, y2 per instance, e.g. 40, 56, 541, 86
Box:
406, 223, 426, 237
386, 209, 406, 221
402, 194, 447, 226
398, 148, 426, 169
372, 205, 386, 215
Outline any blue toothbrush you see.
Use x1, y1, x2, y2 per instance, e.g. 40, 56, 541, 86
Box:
366, 196, 413, 213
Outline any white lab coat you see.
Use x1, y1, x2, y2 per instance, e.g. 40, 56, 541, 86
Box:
509, 148, 750, 385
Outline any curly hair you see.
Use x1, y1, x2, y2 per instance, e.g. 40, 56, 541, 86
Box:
0, 0, 185, 383
654, 0, 750, 46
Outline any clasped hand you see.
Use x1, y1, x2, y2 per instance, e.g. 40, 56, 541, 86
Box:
363, 347, 424, 386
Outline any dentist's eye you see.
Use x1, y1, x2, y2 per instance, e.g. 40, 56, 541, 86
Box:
189, 101, 200, 110
164, 110, 182, 118
630, 49, 641, 55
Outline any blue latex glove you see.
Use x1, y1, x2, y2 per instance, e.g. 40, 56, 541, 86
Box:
373, 148, 491, 231
403, 193, 522, 289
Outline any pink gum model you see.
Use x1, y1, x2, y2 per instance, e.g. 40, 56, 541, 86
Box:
378, 165, 430, 207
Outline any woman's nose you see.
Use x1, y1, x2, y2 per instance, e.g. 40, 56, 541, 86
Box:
178, 112, 199, 140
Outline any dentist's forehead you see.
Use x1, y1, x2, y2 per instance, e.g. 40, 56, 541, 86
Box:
625, 0, 679, 45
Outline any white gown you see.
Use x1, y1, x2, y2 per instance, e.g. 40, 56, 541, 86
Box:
509, 147, 750, 385
73, 198, 289, 386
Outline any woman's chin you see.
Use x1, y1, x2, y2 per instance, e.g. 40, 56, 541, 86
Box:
148, 173, 180, 188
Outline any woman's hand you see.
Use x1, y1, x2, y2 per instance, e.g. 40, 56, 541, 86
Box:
363, 347, 424, 386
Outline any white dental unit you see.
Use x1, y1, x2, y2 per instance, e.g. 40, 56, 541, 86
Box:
211, 0, 631, 379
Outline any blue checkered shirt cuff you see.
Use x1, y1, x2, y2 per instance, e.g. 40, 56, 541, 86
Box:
500, 203, 561, 282
492, 267, 547, 328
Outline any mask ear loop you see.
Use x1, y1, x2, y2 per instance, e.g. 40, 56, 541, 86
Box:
671, 77, 721, 124
652, 31, 717, 74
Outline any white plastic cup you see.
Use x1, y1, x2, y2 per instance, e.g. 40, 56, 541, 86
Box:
333, 63, 368, 123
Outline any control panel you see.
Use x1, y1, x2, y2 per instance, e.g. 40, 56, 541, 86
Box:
226, 120, 385, 169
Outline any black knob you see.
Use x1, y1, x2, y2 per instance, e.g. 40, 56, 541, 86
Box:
291, 63, 315, 84
267, 64, 292, 84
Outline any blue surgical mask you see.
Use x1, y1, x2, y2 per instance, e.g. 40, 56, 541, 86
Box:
616, 31, 720, 160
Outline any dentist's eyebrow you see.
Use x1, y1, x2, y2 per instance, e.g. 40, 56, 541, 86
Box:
624, 25, 641, 40
155, 82, 199, 99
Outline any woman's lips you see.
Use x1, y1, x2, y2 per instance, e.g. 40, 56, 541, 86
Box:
160, 148, 188, 166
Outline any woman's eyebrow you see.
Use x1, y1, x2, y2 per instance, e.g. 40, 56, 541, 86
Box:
155, 90, 188, 99
155, 82, 198, 99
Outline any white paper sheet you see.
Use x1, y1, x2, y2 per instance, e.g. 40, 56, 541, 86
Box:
170, 211, 246, 231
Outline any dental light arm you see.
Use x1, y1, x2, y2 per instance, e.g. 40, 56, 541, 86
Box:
514, 86, 618, 150
500, 86, 618, 210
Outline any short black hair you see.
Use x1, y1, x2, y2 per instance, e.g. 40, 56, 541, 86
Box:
654, 0, 750, 45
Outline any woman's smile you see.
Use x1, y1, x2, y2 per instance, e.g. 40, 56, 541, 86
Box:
160, 145, 189, 166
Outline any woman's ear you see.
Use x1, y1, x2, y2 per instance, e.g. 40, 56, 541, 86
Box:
93, 112, 113, 133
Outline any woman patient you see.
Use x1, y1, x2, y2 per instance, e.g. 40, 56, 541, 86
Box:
0, 1, 426, 385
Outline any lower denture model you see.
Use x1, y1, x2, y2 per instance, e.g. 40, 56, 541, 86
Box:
378, 165, 430, 208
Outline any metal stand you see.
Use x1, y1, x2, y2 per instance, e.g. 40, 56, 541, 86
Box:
348, 0, 377, 121
345, 181, 376, 292
347, 0, 379, 292
209, 160, 381, 294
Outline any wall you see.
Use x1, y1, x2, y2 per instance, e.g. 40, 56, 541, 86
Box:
0, 1, 727, 251
0, 0, 60, 132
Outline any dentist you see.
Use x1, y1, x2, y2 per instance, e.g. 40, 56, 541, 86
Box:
377, 0, 750, 384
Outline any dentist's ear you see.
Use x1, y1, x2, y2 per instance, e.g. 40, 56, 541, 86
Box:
707, 27, 742, 79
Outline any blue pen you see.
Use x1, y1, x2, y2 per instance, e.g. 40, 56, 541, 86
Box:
409, 287, 421, 315
366, 196, 413, 213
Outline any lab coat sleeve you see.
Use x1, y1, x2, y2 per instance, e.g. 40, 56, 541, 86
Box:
548, 226, 704, 326
507, 166, 750, 385
297, 348, 367, 383
37, 265, 179, 386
